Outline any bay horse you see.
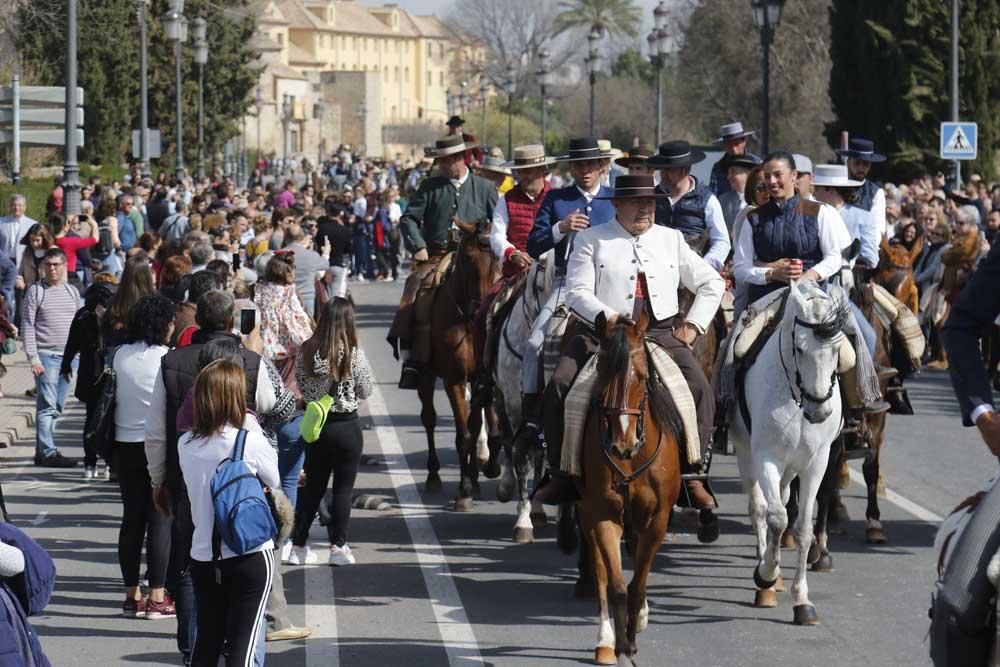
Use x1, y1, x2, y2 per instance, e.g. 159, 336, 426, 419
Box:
581, 309, 681, 666
418, 218, 499, 511
875, 235, 922, 316
730, 280, 848, 625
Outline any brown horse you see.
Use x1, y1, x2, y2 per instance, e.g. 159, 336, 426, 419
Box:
875, 236, 922, 315
418, 218, 499, 510
581, 310, 681, 666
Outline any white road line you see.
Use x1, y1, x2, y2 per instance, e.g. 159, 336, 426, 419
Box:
305, 565, 339, 666
366, 382, 483, 666
848, 468, 944, 523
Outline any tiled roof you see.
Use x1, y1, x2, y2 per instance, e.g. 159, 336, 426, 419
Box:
287, 40, 322, 65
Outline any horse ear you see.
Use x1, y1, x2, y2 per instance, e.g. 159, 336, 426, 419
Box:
787, 278, 803, 307
636, 305, 650, 335
909, 234, 924, 263
879, 234, 892, 261
595, 311, 609, 340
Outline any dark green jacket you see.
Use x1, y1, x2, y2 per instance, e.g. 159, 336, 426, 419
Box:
399, 173, 498, 253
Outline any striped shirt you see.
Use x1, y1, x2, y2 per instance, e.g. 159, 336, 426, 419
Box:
22, 280, 81, 365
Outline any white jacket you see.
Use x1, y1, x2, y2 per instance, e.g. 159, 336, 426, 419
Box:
566, 219, 725, 333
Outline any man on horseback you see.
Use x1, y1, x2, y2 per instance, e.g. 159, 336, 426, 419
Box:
534, 175, 725, 508
731, 151, 888, 416
388, 135, 498, 389
515, 138, 616, 446
651, 140, 731, 271
836, 138, 890, 240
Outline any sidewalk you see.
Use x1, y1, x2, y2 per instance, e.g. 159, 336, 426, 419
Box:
0, 354, 39, 450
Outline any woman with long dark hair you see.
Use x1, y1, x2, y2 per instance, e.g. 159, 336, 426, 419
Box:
288, 298, 372, 566
101, 252, 156, 347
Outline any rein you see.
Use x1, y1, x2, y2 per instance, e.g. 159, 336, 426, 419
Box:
445, 224, 496, 324
503, 260, 548, 362
778, 318, 841, 408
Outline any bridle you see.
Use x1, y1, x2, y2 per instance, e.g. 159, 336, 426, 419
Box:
447, 221, 496, 323
592, 344, 663, 490
778, 316, 842, 408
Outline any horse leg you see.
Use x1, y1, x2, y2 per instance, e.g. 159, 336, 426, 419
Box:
863, 428, 887, 544
754, 462, 785, 592
783, 477, 800, 550
483, 406, 503, 479
593, 519, 632, 661
463, 385, 485, 501
587, 527, 615, 665
418, 376, 441, 492
790, 453, 825, 626
625, 510, 668, 657
810, 436, 843, 573
446, 383, 476, 511
530, 447, 548, 528
512, 438, 534, 543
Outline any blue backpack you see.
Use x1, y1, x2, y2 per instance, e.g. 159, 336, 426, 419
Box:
210, 429, 276, 560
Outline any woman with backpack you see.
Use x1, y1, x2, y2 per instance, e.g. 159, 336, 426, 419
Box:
288, 298, 372, 566
179, 358, 279, 667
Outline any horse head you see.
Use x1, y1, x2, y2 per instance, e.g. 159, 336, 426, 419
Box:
784, 281, 850, 424
453, 216, 498, 301
594, 308, 651, 458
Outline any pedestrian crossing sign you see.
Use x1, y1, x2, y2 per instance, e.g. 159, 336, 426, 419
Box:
940, 122, 978, 160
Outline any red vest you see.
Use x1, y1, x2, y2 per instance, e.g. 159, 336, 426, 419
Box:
504, 182, 551, 253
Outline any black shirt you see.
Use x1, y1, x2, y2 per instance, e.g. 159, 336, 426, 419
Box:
315, 221, 353, 267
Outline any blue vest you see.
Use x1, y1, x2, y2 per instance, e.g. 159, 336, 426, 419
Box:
747, 195, 824, 302
854, 179, 881, 212
527, 185, 616, 272
655, 179, 712, 241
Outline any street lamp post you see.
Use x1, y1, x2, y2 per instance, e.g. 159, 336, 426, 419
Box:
647, 2, 670, 144
585, 29, 601, 136
63, 0, 81, 216
281, 94, 292, 174
356, 101, 367, 154
479, 76, 489, 148
459, 80, 468, 115
163, 0, 188, 181
536, 47, 552, 149
314, 100, 325, 168
504, 63, 516, 158
191, 17, 207, 181
751, 0, 784, 155
135, 0, 151, 179
950, 0, 960, 187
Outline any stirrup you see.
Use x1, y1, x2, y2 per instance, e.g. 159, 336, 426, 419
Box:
681, 472, 709, 483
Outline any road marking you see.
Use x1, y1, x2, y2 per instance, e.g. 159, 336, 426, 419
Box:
848, 468, 943, 523
305, 566, 339, 666
366, 381, 483, 666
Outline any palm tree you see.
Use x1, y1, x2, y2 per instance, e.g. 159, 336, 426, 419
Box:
552, 0, 643, 40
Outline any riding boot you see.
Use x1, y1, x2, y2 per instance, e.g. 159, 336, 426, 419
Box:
398, 350, 423, 390
514, 393, 543, 448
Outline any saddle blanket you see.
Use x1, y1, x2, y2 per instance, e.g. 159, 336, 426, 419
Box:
560, 341, 700, 477
870, 283, 925, 362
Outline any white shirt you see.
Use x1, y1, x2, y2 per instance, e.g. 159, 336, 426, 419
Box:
867, 184, 889, 239
352, 197, 368, 219
733, 199, 850, 286
490, 188, 544, 262
552, 183, 602, 245
114, 342, 170, 442
0, 215, 38, 270
666, 180, 731, 271
449, 167, 470, 191
388, 202, 402, 223
178, 422, 279, 562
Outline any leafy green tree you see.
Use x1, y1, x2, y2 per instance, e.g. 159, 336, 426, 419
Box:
552, 0, 642, 39
827, 0, 1000, 180
611, 48, 656, 87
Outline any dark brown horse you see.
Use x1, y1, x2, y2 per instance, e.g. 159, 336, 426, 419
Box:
581, 310, 681, 666
418, 218, 499, 510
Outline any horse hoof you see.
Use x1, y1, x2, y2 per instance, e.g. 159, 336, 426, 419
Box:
574, 578, 596, 599
530, 511, 548, 529
811, 553, 834, 573
425, 474, 443, 493
830, 503, 850, 524
697, 513, 720, 544
594, 646, 616, 665
780, 530, 797, 550
615, 654, 635, 667
513, 527, 534, 544
806, 540, 821, 566
471, 483, 483, 501
773, 574, 785, 592
482, 457, 502, 479
754, 588, 777, 608
753, 566, 777, 590
792, 604, 819, 626
865, 527, 888, 544
453, 496, 475, 513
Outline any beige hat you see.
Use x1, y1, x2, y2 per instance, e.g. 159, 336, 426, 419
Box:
598, 139, 623, 160
475, 156, 512, 177
502, 144, 557, 170
424, 134, 477, 158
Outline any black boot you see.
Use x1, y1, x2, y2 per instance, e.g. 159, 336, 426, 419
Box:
398, 361, 422, 390
531, 471, 580, 505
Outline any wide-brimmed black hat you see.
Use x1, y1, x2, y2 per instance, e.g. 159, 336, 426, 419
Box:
615, 144, 656, 169
719, 152, 761, 170
446, 115, 466, 128
595, 175, 672, 200
646, 140, 706, 168
557, 137, 605, 163
835, 137, 887, 163
424, 134, 477, 158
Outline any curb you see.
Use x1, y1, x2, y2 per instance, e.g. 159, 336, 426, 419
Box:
0, 407, 36, 449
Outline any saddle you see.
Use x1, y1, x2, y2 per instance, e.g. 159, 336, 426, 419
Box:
868, 282, 925, 366
481, 274, 527, 377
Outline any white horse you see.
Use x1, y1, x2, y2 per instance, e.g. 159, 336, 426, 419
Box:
492, 250, 557, 543
729, 280, 848, 625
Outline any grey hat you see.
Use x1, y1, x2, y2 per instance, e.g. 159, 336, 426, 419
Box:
715, 121, 755, 143
793, 153, 813, 174
475, 156, 512, 177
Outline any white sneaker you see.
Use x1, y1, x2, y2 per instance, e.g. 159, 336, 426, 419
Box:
288, 545, 319, 565
328, 544, 356, 566
83, 466, 95, 480
280, 542, 292, 563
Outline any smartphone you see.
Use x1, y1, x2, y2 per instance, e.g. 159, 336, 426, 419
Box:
239, 308, 256, 336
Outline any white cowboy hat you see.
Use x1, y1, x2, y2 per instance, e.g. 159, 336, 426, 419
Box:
812, 164, 863, 188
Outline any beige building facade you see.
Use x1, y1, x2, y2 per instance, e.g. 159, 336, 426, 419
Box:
246, 0, 484, 160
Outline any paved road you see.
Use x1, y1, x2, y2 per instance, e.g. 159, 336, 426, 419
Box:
1, 280, 992, 666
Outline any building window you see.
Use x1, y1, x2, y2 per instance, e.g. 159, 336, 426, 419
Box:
383, 67, 388, 82
394, 66, 399, 83
276, 33, 284, 46
425, 42, 430, 57
426, 71, 431, 86
404, 67, 409, 83
350, 36, 355, 49
438, 71, 443, 87
438, 42, 444, 58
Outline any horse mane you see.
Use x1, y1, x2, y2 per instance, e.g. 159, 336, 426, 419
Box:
800, 290, 851, 341
602, 325, 633, 384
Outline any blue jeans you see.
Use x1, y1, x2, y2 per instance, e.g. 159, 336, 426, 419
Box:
276, 416, 306, 509
850, 301, 878, 358
35, 351, 76, 460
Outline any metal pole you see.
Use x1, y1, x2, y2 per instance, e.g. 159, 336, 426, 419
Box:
589, 72, 596, 136
951, 0, 961, 187
138, 1, 150, 178
540, 83, 547, 149
63, 0, 81, 216
761, 23, 770, 155
481, 97, 487, 148
655, 61, 663, 145
256, 103, 262, 169
197, 62, 204, 180
174, 39, 184, 180
507, 94, 513, 158
11, 74, 20, 186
